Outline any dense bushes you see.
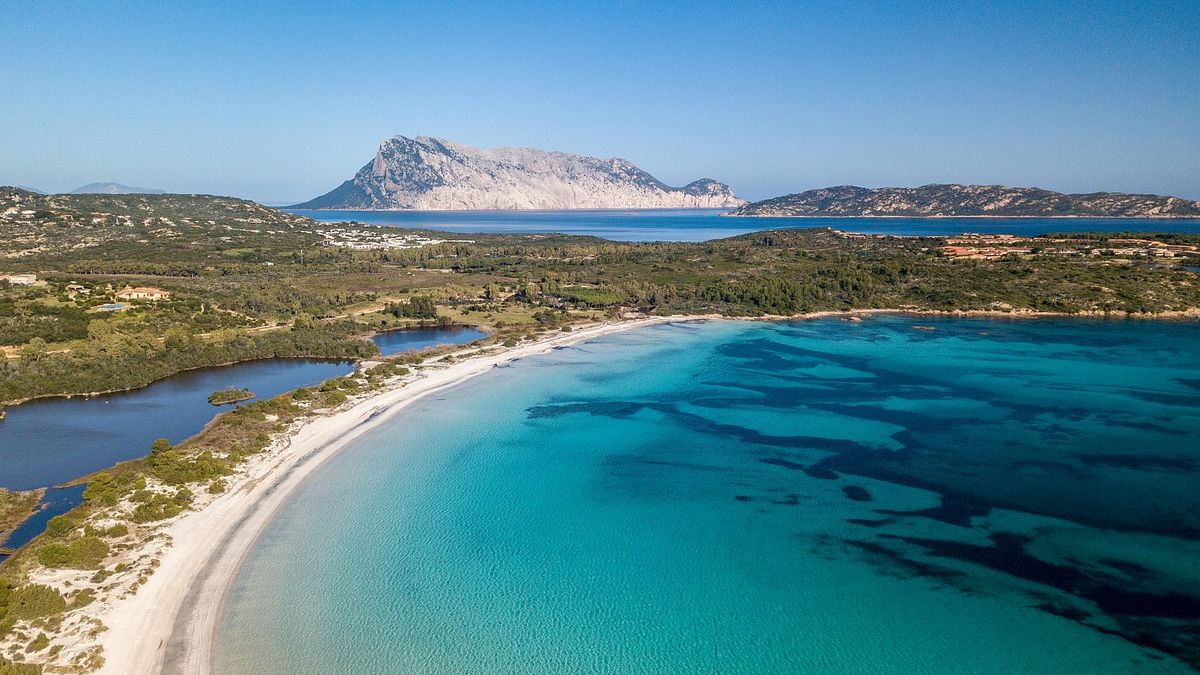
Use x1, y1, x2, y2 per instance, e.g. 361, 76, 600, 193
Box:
385, 295, 438, 319
0, 322, 377, 403
130, 489, 192, 523
146, 439, 232, 485
0, 299, 90, 346
43, 516, 77, 539
0, 656, 42, 674
82, 472, 143, 507
36, 537, 108, 570
0, 490, 40, 539
1, 584, 65, 621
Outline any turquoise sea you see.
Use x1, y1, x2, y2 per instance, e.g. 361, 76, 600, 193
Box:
217, 317, 1200, 673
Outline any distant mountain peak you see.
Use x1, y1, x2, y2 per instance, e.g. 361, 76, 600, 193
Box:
69, 182, 166, 195
293, 135, 744, 210
732, 183, 1200, 218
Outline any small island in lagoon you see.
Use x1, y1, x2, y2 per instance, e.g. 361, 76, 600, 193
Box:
206, 388, 254, 406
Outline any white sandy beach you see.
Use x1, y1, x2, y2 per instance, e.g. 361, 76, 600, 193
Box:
92, 317, 683, 675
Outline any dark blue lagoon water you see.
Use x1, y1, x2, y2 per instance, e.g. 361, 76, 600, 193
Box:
0, 359, 353, 493
372, 325, 487, 356
289, 208, 1200, 242
218, 317, 1200, 673
0, 327, 485, 551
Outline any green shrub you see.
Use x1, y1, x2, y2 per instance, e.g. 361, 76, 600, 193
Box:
147, 443, 231, 485
83, 472, 120, 506
3, 584, 66, 620
0, 657, 42, 674
129, 489, 192, 523
36, 536, 108, 570
104, 523, 128, 538
71, 589, 95, 609
370, 363, 409, 379
26, 632, 48, 652
43, 515, 77, 539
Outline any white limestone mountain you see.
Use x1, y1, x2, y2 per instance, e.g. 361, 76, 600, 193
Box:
292, 135, 744, 210
69, 183, 166, 195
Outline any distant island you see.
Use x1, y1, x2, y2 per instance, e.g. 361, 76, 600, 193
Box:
68, 183, 166, 195
291, 135, 745, 210
731, 184, 1200, 218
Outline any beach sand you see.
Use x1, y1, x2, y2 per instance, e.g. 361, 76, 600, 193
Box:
92, 317, 682, 675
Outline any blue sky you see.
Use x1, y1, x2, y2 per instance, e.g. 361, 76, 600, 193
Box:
2, 1, 1197, 202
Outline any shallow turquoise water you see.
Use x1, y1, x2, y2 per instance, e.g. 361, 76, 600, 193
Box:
216, 317, 1200, 673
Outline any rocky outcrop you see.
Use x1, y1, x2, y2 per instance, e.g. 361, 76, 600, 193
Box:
293, 135, 744, 210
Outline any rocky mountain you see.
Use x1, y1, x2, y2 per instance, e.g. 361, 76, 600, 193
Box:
69, 182, 166, 195
732, 184, 1200, 218
293, 135, 744, 210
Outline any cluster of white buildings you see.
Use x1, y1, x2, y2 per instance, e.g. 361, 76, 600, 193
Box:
320, 228, 474, 250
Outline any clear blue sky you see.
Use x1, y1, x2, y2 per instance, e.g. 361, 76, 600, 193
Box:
2, 0, 1197, 202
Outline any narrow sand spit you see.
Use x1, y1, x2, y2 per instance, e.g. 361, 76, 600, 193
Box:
95, 317, 684, 675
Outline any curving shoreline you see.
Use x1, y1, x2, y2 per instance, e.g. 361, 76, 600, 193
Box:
94, 317, 684, 675
35, 308, 1200, 673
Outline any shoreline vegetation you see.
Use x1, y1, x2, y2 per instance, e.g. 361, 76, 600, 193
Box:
0, 321, 377, 407
4, 303, 1197, 409
0, 489, 43, 552
3, 301, 1197, 410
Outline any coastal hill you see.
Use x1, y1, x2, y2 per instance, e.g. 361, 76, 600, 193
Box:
292, 135, 745, 210
0, 187, 321, 261
68, 182, 166, 195
731, 184, 1200, 218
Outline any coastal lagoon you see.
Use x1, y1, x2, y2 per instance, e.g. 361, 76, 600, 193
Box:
373, 325, 487, 357
0, 326, 483, 551
217, 317, 1200, 673
289, 208, 1200, 242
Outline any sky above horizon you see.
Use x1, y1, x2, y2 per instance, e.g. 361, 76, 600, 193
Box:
2, 1, 1198, 203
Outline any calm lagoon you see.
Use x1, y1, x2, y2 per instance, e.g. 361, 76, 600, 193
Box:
0, 326, 485, 551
